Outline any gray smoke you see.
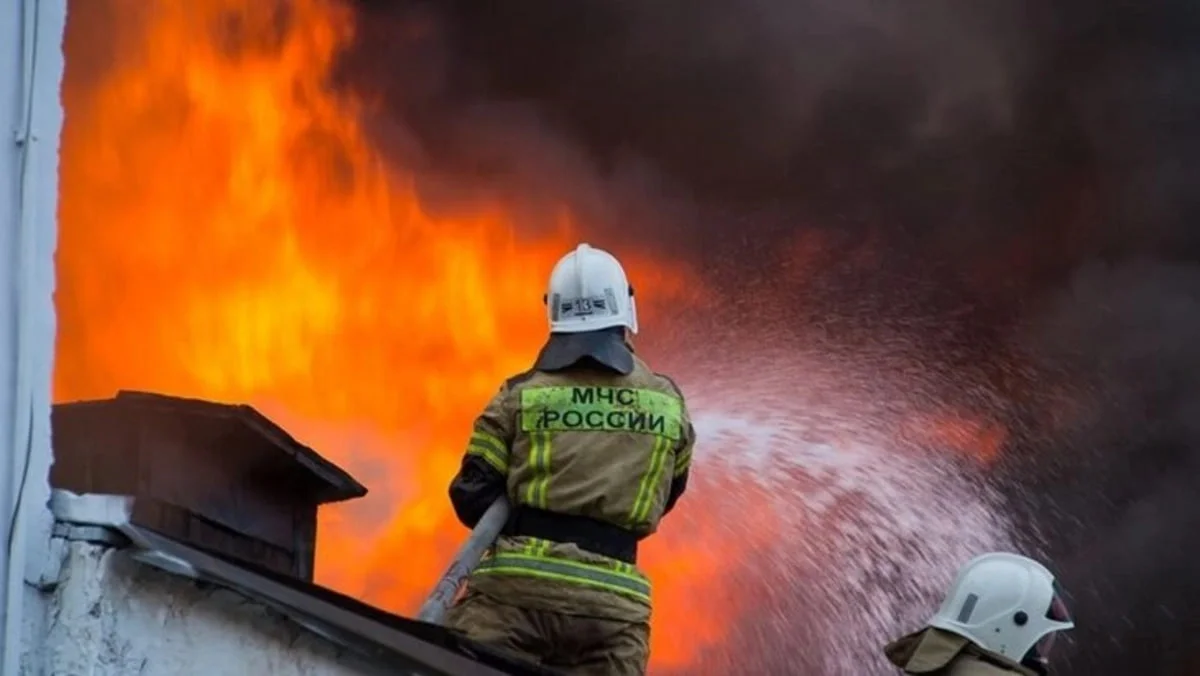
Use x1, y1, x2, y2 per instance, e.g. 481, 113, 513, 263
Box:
341, 1, 1200, 673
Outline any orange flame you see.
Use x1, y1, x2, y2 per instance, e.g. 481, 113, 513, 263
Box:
57, 0, 715, 668
899, 411, 1008, 464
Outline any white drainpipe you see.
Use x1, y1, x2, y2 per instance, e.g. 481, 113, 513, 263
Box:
0, 1, 67, 675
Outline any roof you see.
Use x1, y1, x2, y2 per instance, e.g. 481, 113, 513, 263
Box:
55, 390, 368, 504
49, 490, 560, 676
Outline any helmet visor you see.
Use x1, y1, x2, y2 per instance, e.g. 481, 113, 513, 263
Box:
1034, 592, 1072, 658
1046, 591, 1072, 623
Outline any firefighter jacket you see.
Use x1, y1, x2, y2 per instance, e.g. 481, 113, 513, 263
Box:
885, 627, 1042, 676
448, 331, 696, 623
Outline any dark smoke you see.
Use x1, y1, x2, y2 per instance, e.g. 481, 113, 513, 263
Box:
1002, 261, 1200, 675
339, 1, 1200, 673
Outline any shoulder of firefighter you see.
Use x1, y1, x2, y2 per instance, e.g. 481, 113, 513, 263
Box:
447, 354, 696, 611
884, 627, 1039, 676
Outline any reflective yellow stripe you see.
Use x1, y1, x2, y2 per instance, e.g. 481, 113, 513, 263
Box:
517, 537, 551, 555
522, 431, 541, 505
468, 445, 506, 473
523, 430, 551, 508
630, 435, 671, 525
673, 444, 692, 478
468, 430, 509, 473
471, 431, 507, 458
475, 553, 650, 602
519, 386, 684, 441
536, 430, 552, 507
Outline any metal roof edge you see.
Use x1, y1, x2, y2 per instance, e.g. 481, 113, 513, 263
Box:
46, 490, 550, 676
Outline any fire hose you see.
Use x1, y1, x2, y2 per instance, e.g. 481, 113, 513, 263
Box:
416, 497, 511, 625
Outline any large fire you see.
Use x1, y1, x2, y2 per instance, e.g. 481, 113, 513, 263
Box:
56, 0, 739, 670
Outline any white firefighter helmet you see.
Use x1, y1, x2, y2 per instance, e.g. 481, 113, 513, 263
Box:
928, 552, 1074, 663
545, 243, 638, 334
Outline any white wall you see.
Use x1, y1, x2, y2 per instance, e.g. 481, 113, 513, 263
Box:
27, 541, 382, 676
0, 1, 67, 674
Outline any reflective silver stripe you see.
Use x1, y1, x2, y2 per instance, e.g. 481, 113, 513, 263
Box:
475, 553, 651, 602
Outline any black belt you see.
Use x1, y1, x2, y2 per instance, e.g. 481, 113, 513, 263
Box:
503, 507, 639, 565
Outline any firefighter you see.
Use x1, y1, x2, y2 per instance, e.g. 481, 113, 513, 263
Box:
884, 552, 1075, 676
444, 243, 696, 675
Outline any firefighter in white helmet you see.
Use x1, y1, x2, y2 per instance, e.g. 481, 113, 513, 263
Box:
884, 552, 1075, 675
445, 243, 696, 675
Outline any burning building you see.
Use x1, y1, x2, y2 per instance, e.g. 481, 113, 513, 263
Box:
7, 2, 747, 673
49, 0, 740, 672
1, 4, 544, 674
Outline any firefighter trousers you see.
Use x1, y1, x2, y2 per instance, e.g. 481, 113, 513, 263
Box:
446, 588, 651, 676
